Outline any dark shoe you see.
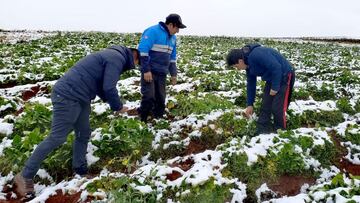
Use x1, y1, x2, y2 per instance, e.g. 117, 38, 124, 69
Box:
14, 173, 34, 197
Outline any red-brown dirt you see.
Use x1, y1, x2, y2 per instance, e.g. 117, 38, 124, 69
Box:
166, 158, 195, 181
21, 86, 40, 101
267, 175, 316, 196
185, 139, 208, 155
330, 130, 360, 175
0, 188, 94, 203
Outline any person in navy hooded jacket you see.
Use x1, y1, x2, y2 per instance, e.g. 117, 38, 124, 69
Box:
14, 45, 139, 197
226, 44, 295, 134
137, 14, 186, 122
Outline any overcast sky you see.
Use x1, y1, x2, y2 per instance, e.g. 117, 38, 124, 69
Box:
1, 0, 359, 38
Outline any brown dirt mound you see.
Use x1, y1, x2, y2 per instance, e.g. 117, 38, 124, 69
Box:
268, 175, 316, 196
329, 130, 360, 175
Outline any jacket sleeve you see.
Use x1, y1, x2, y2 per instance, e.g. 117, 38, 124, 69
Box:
169, 41, 177, 76
138, 28, 156, 73
102, 61, 124, 111
246, 70, 257, 106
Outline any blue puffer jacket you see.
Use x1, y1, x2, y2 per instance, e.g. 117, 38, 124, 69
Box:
138, 22, 177, 76
53, 45, 135, 111
244, 44, 293, 106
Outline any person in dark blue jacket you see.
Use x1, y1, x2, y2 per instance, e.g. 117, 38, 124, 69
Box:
137, 14, 186, 122
14, 45, 139, 197
226, 44, 295, 134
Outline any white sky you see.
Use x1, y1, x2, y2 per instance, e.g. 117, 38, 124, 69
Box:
1, 0, 360, 38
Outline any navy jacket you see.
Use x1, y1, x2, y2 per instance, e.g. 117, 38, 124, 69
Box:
53, 46, 135, 111
138, 22, 177, 76
244, 44, 293, 106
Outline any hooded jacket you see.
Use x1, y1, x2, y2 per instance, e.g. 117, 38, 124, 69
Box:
138, 22, 177, 76
244, 44, 293, 106
53, 45, 135, 111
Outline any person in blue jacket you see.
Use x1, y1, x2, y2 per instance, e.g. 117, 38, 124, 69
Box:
14, 45, 139, 197
137, 14, 186, 122
226, 44, 295, 134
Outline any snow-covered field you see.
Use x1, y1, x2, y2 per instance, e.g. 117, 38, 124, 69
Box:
0, 30, 360, 203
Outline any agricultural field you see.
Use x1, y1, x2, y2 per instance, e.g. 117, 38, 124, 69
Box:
0, 30, 360, 203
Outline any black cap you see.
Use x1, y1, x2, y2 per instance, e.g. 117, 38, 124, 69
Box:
165, 14, 186, 29
226, 49, 244, 66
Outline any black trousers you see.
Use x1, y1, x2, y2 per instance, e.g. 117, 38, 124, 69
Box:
139, 72, 166, 121
257, 71, 295, 133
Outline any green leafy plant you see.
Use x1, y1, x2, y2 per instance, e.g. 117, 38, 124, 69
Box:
169, 93, 234, 117
13, 103, 52, 137
336, 97, 356, 115
86, 176, 157, 203
92, 118, 153, 172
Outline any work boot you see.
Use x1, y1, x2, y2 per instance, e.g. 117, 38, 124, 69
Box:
14, 173, 35, 197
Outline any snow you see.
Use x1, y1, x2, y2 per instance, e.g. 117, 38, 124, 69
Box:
0, 122, 13, 136
133, 185, 153, 194
289, 99, 337, 114
243, 133, 279, 165
92, 103, 109, 115
263, 193, 308, 203
170, 82, 195, 93
36, 169, 54, 182
255, 183, 274, 202
86, 142, 100, 166
0, 103, 13, 112
29, 96, 51, 105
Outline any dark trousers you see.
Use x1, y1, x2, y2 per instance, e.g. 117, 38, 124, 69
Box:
22, 92, 91, 179
257, 71, 295, 134
139, 72, 166, 121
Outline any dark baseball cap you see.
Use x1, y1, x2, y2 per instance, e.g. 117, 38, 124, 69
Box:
165, 14, 186, 29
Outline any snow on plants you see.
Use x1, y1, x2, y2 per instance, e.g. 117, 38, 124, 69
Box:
0, 30, 360, 202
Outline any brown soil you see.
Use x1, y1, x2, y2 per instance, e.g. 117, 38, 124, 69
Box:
21, 86, 40, 101
329, 130, 360, 175
267, 175, 316, 196
166, 158, 195, 181
0, 81, 18, 89
126, 108, 139, 116
169, 158, 195, 172
185, 139, 208, 155
166, 170, 182, 181
45, 190, 94, 203
0, 188, 93, 203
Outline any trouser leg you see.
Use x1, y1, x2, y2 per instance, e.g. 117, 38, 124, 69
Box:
72, 103, 91, 175
256, 82, 273, 134
139, 73, 155, 122
153, 74, 167, 118
273, 72, 294, 130
22, 93, 81, 179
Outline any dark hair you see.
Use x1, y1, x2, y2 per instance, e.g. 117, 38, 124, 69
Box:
226, 49, 244, 66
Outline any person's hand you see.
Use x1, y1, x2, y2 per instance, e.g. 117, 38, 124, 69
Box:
144, 72, 153, 82
243, 106, 254, 119
270, 89, 278, 96
170, 76, 177, 85
114, 106, 129, 116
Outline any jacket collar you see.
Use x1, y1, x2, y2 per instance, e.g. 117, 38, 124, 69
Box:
159, 22, 171, 37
